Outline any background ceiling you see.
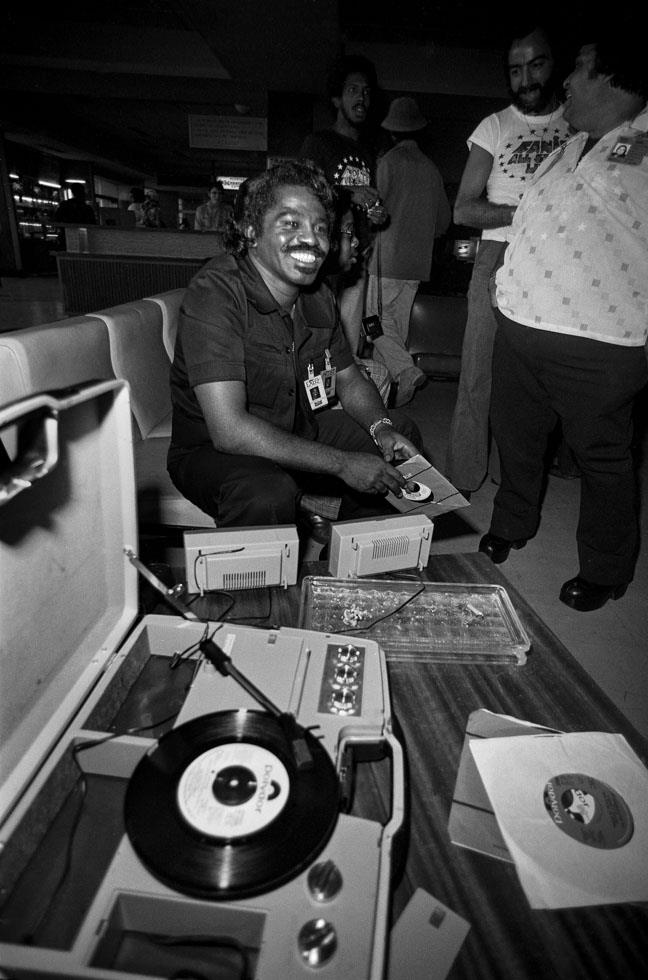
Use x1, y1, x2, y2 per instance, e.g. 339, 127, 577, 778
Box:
0, 0, 595, 189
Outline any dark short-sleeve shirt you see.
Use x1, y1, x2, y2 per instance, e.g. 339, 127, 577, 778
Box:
299, 129, 377, 252
168, 252, 354, 461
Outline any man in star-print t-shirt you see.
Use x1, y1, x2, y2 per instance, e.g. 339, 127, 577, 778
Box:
446, 26, 572, 496
299, 54, 387, 355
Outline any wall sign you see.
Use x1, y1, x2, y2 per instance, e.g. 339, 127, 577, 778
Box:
188, 115, 268, 151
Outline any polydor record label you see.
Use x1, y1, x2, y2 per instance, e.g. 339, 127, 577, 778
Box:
543, 773, 634, 848
177, 742, 290, 839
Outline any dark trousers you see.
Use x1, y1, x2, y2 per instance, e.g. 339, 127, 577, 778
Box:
490, 312, 648, 585
168, 408, 421, 528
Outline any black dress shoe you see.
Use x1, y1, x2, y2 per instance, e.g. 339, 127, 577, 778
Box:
478, 533, 527, 564
559, 575, 627, 612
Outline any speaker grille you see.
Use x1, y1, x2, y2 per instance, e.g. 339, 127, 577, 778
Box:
372, 535, 409, 560
222, 570, 268, 590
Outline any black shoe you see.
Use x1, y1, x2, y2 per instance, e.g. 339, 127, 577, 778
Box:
306, 513, 332, 545
559, 575, 627, 612
478, 532, 527, 564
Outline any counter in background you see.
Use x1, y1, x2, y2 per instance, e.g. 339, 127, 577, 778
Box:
61, 224, 225, 260
57, 226, 225, 313
57, 253, 205, 314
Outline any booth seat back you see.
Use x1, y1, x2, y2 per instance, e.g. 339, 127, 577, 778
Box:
0, 317, 113, 406
144, 288, 186, 361
408, 293, 467, 379
0, 312, 213, 530
88, 298, 213, 528
90, 300, 172, 440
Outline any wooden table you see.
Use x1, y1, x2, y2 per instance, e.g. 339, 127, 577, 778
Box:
175, 553, 648, 980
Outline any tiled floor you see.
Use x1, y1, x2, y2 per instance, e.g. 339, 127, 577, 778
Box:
2, 274, 647, 739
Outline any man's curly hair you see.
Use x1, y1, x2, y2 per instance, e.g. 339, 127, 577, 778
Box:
223, 160, 336, 256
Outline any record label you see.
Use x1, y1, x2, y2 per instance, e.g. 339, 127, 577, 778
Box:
402, 481, 432, 502
177, 742, 290, 839
543, 772, 634, 848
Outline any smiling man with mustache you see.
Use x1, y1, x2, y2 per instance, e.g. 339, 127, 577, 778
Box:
167, 160, 422, 539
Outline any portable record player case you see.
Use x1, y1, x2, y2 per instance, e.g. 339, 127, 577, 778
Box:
0, 380, 403, 980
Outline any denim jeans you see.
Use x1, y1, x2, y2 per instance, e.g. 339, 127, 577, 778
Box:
445, 240, 507, 491
365, 275, 420, 381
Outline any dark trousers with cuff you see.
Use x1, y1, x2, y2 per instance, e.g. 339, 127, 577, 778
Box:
489, 312, 648, 586
168, 408, 421, 528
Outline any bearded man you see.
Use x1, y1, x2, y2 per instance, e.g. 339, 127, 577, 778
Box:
446, 25, 571, 495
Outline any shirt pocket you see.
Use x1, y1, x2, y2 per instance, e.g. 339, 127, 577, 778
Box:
244, 343, 291, 409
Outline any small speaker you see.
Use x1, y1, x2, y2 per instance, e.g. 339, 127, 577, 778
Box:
328, 515, 433, 578
184, 525, 299, 593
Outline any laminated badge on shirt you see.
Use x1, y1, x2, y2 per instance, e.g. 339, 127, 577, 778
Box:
304, 350, 335, 410
321, 349, 336, 400
607, 132, 648, 165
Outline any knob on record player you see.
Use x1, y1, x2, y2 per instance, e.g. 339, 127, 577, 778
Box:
307, 858, 343, 902
298, 917, 338, 966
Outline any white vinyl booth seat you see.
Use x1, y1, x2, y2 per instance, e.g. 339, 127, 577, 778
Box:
144, 287, 185, 362
89, 296, 214, 528
0, 316, 113, 404
0, 309, 212, 530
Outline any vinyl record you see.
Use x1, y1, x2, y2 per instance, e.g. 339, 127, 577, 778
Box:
124, 709, 340, 900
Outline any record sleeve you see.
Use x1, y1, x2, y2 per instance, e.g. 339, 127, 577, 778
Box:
448, 710, 559, 863
469, 731, 648, 908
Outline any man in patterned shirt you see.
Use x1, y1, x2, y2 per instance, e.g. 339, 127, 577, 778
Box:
446, 24, 571, 494
479, 31, 648, 611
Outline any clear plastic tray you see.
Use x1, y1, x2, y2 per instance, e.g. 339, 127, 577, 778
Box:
298, 577, 530, 665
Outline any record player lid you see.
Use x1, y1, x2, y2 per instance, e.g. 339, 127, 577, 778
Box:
0, 380, 138, 822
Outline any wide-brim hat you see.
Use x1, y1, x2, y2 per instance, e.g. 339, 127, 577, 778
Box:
381, 96, 427, 132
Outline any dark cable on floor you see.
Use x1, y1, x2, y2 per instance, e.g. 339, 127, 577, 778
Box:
182, 589, 274, 627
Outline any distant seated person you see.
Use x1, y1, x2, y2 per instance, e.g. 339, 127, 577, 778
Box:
128, 187, 148, 226
127, 187, 162, 227
167, 159, 423, 536
194, 181, 234, 232
53, 184, 96, 224
142, 194, 163, 227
